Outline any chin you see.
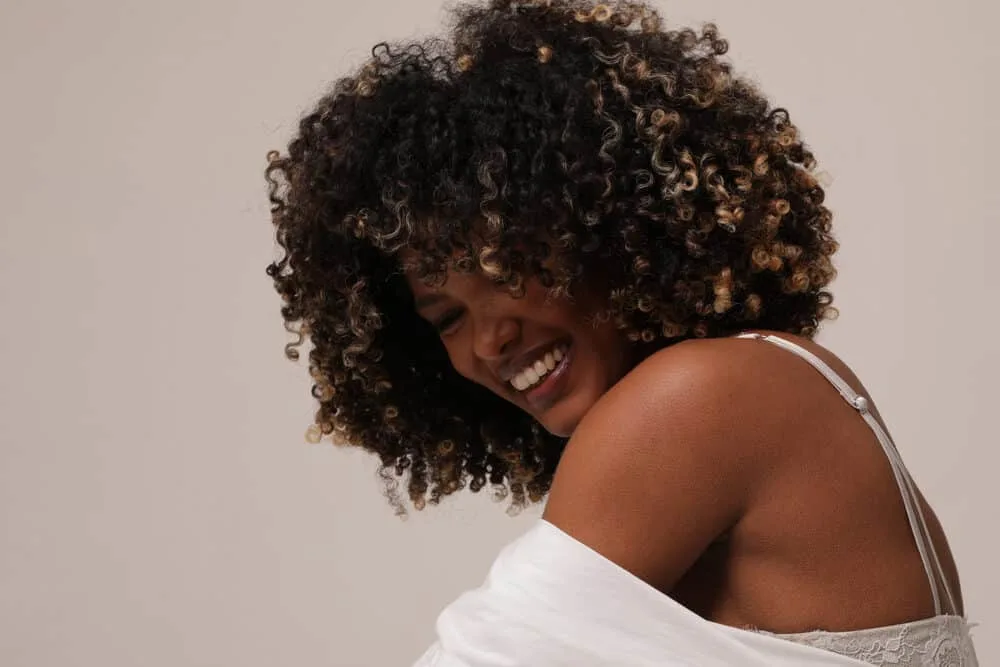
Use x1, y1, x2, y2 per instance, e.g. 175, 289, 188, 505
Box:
540, 419, 576, 439
535, 393, 597, 438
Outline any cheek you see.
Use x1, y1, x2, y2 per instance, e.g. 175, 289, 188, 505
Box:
573, 316, 629, 370
443, 339, 485, 384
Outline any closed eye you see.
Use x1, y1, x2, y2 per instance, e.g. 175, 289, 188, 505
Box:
432, 308, 465, 335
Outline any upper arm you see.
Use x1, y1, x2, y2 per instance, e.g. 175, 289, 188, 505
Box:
542, 339, 780, 593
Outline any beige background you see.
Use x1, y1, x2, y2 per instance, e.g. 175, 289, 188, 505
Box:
1, 0, 996, 665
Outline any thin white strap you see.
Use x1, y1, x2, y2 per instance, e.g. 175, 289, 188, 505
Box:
856, 410, 958, 615
737, 333, 957, 615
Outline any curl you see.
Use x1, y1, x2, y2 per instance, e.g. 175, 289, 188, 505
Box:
265, 0, 837, 512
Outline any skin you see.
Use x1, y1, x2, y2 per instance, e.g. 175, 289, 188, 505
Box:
407, 267, 633, 438
409, 268, 966, 633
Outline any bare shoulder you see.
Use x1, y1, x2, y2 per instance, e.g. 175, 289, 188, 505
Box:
561, 333, 827, 463
542, 332, 848, 591
543, 336, 782, 587
604, 331, 868, 434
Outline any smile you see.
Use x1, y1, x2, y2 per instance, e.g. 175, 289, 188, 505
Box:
509, 343, 570, 392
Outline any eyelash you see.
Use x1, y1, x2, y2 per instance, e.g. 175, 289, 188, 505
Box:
433, 309, 464, 334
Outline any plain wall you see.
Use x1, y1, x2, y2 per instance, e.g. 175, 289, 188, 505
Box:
1, 0, 996, 665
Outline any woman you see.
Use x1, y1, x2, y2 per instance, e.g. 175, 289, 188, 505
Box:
265, 1, 978, 664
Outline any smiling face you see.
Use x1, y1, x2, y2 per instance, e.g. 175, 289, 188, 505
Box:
406, 265, 634, 437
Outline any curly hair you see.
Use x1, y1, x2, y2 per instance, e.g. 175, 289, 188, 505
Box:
265, 0, 837, 514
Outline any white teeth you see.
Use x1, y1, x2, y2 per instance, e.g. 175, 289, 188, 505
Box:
508, 344, 570, 392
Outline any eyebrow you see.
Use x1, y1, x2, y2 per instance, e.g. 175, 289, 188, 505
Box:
414, 293, 447, 310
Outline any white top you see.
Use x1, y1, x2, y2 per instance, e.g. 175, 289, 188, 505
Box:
414, 520, 877, 666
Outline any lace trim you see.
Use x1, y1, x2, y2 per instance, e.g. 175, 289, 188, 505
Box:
760, 615, 979, 666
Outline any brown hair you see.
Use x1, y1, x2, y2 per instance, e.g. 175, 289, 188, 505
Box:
265, 0, 837, 513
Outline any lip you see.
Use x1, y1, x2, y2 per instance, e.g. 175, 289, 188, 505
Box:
523, 342, 573, 411
498, 337, 571, 383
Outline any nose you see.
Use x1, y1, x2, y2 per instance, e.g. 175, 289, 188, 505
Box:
472, 314, 520, 361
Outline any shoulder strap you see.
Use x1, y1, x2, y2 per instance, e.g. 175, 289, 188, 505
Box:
736, 333, 957, 616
